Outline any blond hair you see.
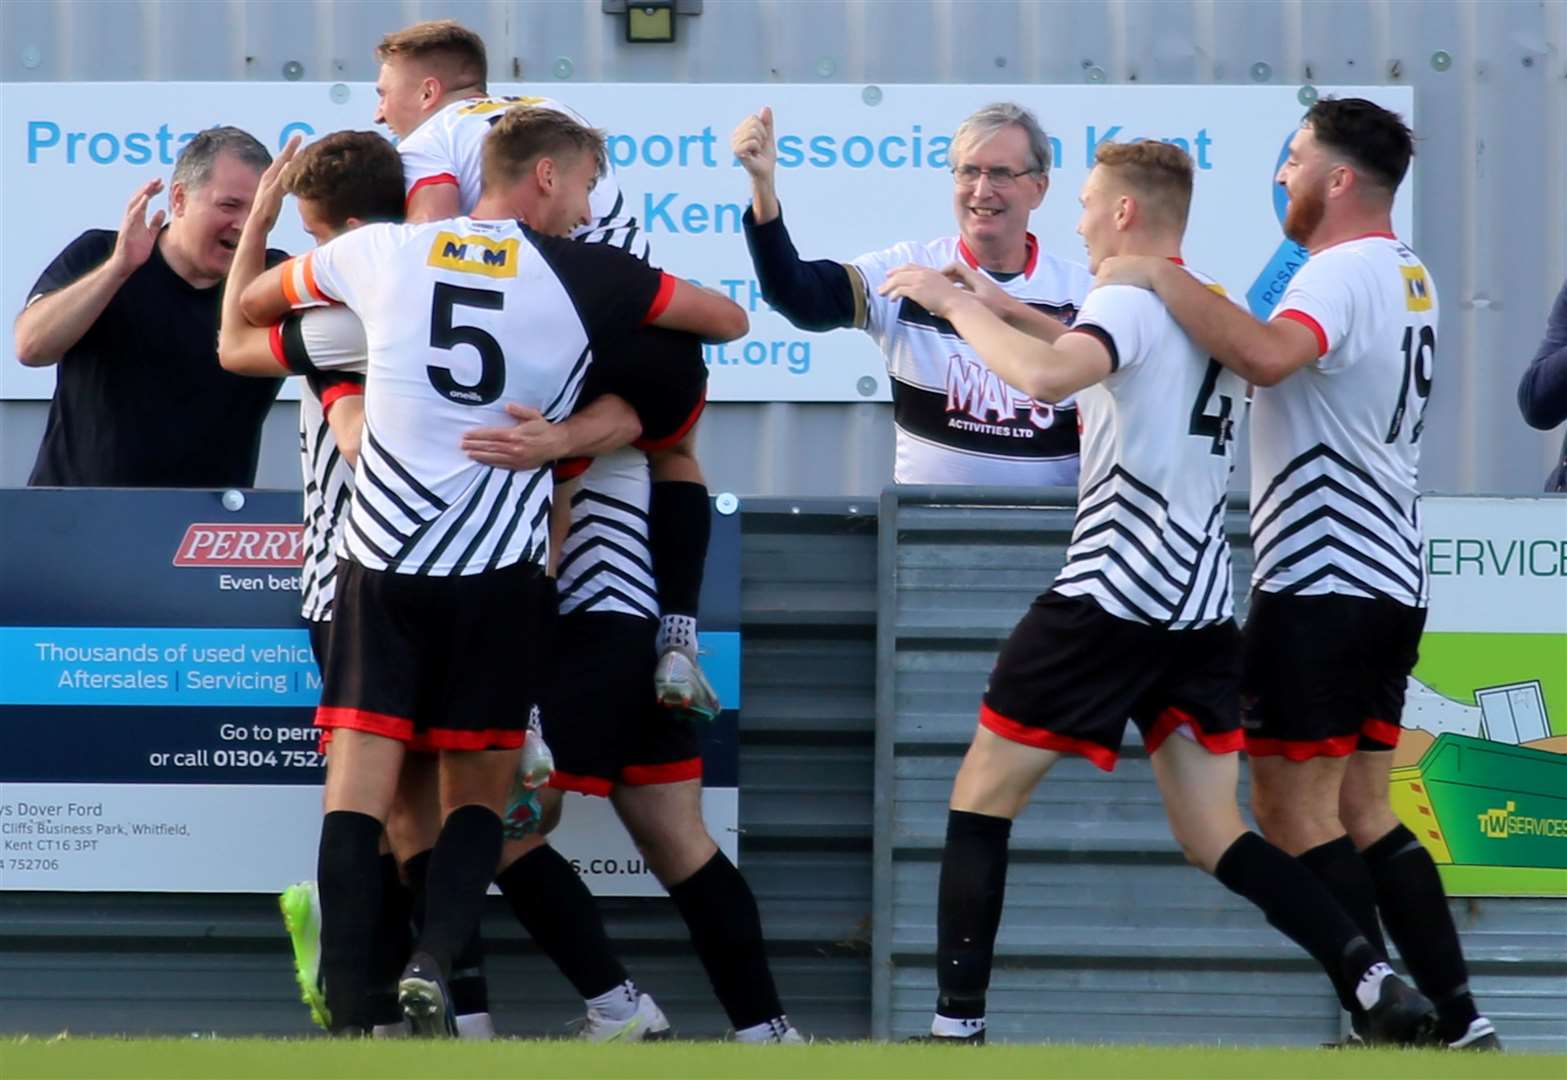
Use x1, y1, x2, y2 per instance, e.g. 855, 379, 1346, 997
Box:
375, 20, 487, 91
482, 107, 606, 193
1093, 140, 1194, 230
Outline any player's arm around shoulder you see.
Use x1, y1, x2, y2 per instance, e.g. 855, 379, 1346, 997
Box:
651, 276, 748, 343
1095, 255, 1317, 387
239, 223, 393, 328
879, 265, 1111, 402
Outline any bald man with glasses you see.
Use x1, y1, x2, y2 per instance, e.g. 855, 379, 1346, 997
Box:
733, 102, 1091, 486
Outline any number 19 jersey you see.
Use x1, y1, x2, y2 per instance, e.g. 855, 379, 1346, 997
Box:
282, 216, 671, 577
1253, 234, 1437, 607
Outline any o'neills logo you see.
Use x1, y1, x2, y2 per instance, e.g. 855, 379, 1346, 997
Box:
173, 524, 304, 567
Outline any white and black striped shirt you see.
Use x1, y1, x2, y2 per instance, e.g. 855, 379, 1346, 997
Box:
1050, 266, 1247, 629
556, 448, 659, 620
269, 306, 368, 621
282, 217, 673, 577
1252, 235, 1436, 607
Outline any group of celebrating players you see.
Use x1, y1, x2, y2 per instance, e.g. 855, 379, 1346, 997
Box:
202, 16, 1495, 1049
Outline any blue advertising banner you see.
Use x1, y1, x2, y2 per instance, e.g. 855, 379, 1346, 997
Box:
0, 489, 741, 894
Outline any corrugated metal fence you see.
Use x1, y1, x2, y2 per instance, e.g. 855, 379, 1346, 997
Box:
872, 486, 1567, 1049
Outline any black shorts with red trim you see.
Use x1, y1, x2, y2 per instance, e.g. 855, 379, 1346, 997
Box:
307, 617, 331, 670
980, 592, 1243, 772
315, 557, 553, 752
1241, 589, 1426, 761
542, 612, 701, 796
579, 325, 708, 453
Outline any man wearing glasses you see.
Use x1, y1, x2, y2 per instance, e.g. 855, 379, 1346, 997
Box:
733, 102, 1091, 485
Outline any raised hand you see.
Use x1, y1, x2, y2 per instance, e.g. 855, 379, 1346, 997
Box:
730, 106, 777, 181
246, 134, 303, 237
110, 179, 167, 277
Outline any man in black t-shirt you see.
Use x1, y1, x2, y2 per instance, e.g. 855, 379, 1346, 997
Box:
13, 126, 286, 488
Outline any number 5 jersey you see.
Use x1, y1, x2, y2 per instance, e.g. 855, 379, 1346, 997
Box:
277, 217, 673, 577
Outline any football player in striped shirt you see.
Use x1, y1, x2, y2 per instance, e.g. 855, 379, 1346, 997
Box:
237, 108, 746, 1037
218, 129, 398, 1034
881, 139, 1433, 1047
1095, 99, 1496, 1050
220, 124, 687, 1041
372, 18, 721, 722
462, 335, 803, 1044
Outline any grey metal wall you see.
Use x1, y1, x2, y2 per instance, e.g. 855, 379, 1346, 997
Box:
0, 499, 879, 1038
2, 0, 1564, 494
872, 486, 1567, 1049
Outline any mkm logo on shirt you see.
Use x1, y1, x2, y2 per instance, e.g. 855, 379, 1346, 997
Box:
427, 232, 521, 279
1402, 265, 1433, 312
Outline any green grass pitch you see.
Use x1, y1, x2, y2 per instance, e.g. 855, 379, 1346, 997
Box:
2, 1038, 1563, 1080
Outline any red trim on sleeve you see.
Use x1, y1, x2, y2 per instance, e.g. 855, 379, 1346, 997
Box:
268, 322, 290, 371
632, 388, 707, 453
1360, 717, 1402, 749
623, 758, 703, 786
642, 271, 678, 325
1142, 706, 1245, 757
553, 456, 592, 482
320, 381, 365, 416
978, 702, 1119, 772
548, 770, 614, 798
1275, 308, 1329, 357
1244, 733, 1360, 761
405, 172, 460, 209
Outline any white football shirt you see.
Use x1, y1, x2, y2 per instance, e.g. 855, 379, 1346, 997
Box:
280, 216, 672, 577
1251, 234, 1437, 607
847, 235, 1092, 485
398, 95, 647, 257
1051, 265, 1247, 629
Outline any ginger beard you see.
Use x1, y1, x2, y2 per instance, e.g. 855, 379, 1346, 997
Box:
1282, 182, 1327, 247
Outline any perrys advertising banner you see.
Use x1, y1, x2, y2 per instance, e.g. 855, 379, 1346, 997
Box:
0, 489, 742, 896
2, 82, 1412, 402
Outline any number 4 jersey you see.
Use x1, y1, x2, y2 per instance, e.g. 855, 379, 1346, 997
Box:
1253, 234, 1438, 607
279, 216, 673, 577
1051, 264, 1247, 629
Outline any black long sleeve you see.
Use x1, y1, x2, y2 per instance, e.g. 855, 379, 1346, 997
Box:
742, 205, 860, 332
1518, 278, 1567, 430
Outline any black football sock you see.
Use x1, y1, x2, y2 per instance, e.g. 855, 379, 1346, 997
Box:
1362, 824, 1479, 1041
403, 848, 433, 935
935, 810, 1011, 1023
650, 480, 710, 649
1298, 833, 1389, 1027
449, 925, 489, 1017
317, 810, 385, 1033
413, 806, 503, 975
496, 844, 630, 1000
668, 851, 783, 1030
1299, 836, 1389, 958
1214, 831, 1385, 1013
367, 851, 413, 1027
